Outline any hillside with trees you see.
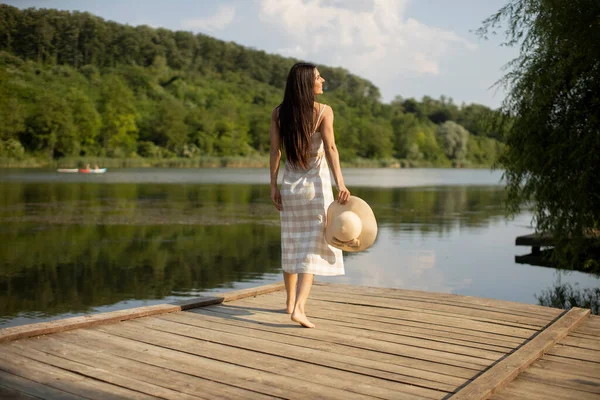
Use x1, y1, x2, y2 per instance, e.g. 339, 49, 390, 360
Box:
0, 4, 506, 168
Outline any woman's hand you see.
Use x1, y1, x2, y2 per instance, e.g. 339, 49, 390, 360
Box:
271, 186, 282, 211
337, 184, 350, 204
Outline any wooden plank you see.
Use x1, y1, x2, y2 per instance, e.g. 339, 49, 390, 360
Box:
584, 314, 600, 328
9, 338, 208, 400
208, 300, 507, 361
3, 344, 189, 400
0, 385, 38, 400
517, 363, 600, 393
255, 290, 542, 336
313, 282, 561, 318
42, 333, 410, 400
547, 343, 600, 363
310, 286, 554, 326
304, 291, 547, 329
0, 347, 158, 400
575, 325, 600, 337
0, 304, 181, 343
191, 307, 479, 380
192, 309, 512, 359
569, 331, 600, 341
237, 292, 537, 339
170, 307, 492, 371
52, 324, 446, 399
169, 296, 224, 310
488, 388, 531, 400
299, 310, 518, 352
559, 334, 600, 351
515, 233, 555, 247
490, 378, 600, 400
0, 369, 84, 400
525, 355, 600, 391
219, 281, 285, 302
0, 282, 284, 343
162, 310, 467, 388
54, 330, 278, 400
450, 307, 590, 400
244, 292, 533, 343
122, 317, 450, 399
542, 355, 600, 377
244, 298, 523, 348
311, 283, 540, 316
81, 327, 402, 400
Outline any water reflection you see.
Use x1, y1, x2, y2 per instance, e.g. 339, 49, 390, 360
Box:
0, 223, 282, 325
0, 179, 598, 327
536, 276, 600, 314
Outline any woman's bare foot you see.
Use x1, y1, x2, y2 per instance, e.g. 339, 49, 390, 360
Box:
291, 311, 315, 328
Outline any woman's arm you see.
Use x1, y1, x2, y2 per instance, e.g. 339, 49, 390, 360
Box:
321, 105, 350, 204
269, 107, 283, 211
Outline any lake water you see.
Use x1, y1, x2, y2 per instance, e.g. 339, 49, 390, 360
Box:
1, 168, 598, 328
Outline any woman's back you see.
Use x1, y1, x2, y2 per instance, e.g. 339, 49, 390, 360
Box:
284, 104, 327, 170
280, 102, 343, 277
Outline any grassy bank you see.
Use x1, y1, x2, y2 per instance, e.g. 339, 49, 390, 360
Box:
0, 156, 494, 169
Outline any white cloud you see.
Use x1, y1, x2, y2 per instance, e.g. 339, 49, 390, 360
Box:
182, 5, 236, 32
258, 0, 476, 94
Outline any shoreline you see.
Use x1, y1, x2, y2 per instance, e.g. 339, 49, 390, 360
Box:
0, 156, 494, 169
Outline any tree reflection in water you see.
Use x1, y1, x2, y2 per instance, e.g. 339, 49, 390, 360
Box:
1, 180, 596, 325
536, 276, 600, 315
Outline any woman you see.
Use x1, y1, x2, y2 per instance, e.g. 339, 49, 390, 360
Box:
269, 62, 350, 328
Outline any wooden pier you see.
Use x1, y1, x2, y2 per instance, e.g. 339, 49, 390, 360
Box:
515, 232, 600, 267
0, 282, 598, 399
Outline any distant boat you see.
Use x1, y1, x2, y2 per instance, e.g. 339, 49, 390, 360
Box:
79, 168, 107, 174
57, 168, 107, 174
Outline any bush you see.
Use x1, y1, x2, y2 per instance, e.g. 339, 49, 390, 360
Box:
0, 138, 25, 159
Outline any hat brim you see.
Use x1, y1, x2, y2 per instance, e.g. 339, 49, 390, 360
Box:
325, 196, 377, 252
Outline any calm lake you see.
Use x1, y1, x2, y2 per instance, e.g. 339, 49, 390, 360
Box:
1, 168, 598, 328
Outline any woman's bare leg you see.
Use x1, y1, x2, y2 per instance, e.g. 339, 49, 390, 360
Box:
291, 273, 315, 328
283, 272, 297, 314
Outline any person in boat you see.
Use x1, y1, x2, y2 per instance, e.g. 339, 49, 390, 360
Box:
94, 164, 99, 170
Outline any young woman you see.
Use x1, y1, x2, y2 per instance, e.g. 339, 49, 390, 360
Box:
269, 62, 350, 328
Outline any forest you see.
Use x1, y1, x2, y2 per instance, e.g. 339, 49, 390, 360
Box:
0, 4, 506, 168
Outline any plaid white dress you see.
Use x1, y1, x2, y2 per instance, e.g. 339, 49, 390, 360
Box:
280, 105, 344, 276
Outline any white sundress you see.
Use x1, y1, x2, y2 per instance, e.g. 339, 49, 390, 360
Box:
280, 105, 345, 276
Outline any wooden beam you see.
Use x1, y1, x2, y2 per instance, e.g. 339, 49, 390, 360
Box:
515, 233, 555, 247
220, 281, 286, 302
450, 307, 590, 400
0, 282, 284, 343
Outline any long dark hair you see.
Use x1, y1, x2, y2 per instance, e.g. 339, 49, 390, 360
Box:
278, 62, 317, 169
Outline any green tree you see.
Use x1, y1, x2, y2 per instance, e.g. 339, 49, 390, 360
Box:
437, 121, 469, 161
356, 119, 394, 159
391, 113, 420, 158
98, 75, 139, 156
415, 126, 446, 164
0, 67, 26, 141
149, 97, 188, 154
67, 87, 101, 155
478, 0, 600, 268
0, 4, 506, 167
23, 91, 76, 158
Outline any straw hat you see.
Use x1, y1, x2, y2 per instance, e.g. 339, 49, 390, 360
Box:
325, 196, 377, 252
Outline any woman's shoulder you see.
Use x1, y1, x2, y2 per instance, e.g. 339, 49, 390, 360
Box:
317, 103, 334, 118
316, 102, 333, 113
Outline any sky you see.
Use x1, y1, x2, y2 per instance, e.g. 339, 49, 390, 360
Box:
4, 0, 519, 109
